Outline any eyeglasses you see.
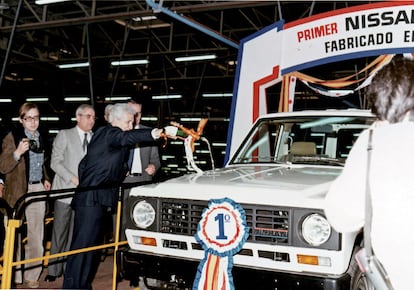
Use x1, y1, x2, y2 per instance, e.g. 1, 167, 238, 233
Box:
22, 116, 40, 122
79, 114, 97, 120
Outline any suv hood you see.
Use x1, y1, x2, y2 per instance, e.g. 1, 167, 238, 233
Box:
130, 164, 342, 208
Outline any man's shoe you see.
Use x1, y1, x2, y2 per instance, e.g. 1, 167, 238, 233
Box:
25, 280, 40, 289
44, 275, 56, 282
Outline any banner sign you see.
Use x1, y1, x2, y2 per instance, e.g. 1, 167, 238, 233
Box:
283, 2, 414, 73
225, 1, 414, 164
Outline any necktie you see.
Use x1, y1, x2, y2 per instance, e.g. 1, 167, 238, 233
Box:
82, 133, 88, 152
131, 146, 142, 174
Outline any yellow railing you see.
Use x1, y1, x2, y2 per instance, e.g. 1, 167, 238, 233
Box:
0, 185, 130, 290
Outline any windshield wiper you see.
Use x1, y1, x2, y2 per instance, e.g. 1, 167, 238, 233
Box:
290, 156, 345, 166
233, 156, 288, 164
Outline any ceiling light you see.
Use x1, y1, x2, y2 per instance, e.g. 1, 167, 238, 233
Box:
105, 96, 130, 101
170, 141, 183, 145
64, 97, 90, 102
202, 93, 232, 98
132, 16, 157, 22
152, 94, 182, 100
207, 117, 230, 122
35, 0, 71, 4
58, 62, 89, 69
41, 117, 60, 121
13, 116, 59, 122
111, 59, 149, 66
5, 75, 34, 81
175, 54, 217, 62
59, 48, 71, 55
26, 97, 49, 102
161, 155, 175, 160
142, 117, 158, 121
0, 98, 12, 103
180, 117, 202, 122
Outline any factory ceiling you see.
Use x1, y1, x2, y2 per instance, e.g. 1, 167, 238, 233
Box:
0, 0, 373, 126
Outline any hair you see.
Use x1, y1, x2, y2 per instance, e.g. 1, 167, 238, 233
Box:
19, 102, 39, 119
104, 104, 114, 116
127, 99, 143, 114
366, 56, 414, 123
108, 103, 135, 123
76, 104, 94, 116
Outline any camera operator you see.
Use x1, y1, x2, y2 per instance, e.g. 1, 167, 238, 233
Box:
0, 102, 51, 288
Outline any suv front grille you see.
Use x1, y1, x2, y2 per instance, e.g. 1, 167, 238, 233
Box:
159, 199, 290, 245
160, 200, 205, 234
247, 208, 289, 244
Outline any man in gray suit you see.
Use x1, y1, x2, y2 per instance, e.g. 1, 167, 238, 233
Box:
45, 104, 95, 282
119, 99, 161, 240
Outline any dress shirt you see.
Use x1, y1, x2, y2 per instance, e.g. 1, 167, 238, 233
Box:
130, 125, 142, 174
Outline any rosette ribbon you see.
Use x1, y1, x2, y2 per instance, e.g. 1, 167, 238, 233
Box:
193, 197, 249, 290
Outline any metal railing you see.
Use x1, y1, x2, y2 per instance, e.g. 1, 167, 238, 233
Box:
0, 183, 135, 290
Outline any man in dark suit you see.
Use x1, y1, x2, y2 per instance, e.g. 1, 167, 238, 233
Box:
45, 104, 95, 282
120, 99, 161, 240
62, 103, 177, 289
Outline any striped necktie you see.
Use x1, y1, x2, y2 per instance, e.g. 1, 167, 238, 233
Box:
82, 133, 88, 152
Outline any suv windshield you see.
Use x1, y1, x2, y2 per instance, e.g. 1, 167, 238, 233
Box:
231, 114, 375, 166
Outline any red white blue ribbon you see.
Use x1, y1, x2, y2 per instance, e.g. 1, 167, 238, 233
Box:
193, 198, 249, 290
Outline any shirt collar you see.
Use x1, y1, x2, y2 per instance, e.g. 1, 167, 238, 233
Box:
76, 126, 91, 135
76, 126, 92, 141
24, 129, 39, 139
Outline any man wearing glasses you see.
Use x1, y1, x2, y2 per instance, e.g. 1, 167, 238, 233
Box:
0, 102, 52, 288
45, 104, 95, 283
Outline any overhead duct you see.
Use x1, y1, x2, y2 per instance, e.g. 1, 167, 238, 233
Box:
145, 0, 239, 50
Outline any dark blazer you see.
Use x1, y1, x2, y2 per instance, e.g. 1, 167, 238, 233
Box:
72, 124, 155, 209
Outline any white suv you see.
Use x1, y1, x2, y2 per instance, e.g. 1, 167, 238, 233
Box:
118, 109, 375, 290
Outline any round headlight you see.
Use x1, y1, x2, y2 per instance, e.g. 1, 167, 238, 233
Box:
132, 200, 155, 229
301, 213, 331, 246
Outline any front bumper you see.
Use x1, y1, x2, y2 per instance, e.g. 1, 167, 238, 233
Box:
117, 250, 351, 290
